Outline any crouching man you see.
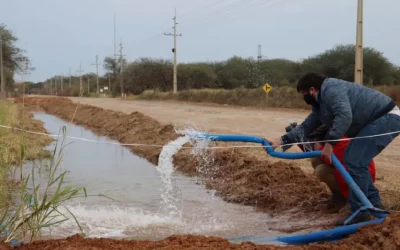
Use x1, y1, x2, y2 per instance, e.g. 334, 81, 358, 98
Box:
283, 123, 377, 213
267, 73, 400, 225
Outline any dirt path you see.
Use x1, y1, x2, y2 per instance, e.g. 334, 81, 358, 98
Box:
69, 97, 306, 137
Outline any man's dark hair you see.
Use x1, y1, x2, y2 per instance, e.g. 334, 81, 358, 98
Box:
296, 73, 328, 92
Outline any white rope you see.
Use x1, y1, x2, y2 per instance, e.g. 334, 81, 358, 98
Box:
1, 124, 399, 149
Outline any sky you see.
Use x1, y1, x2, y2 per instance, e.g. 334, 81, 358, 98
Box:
1, 0, 400, 82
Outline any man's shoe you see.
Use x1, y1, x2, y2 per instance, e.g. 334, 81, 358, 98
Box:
317, 196, 334, 205
373, 202, 386, 210
318, 193, 347, 212
318, 194, 344, 205
326, 198, 347, 213
335, 212, 372, 226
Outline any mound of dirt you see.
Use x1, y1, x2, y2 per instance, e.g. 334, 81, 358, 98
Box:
16, 97, 327, 215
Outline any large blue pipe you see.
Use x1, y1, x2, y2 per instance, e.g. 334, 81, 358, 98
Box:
195, 133, 388, 244
202, 134, 374, 210
229, 218, 384, 245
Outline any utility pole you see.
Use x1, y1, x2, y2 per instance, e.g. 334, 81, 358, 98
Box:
54, 76, 58, 95
0, 34, 5, 99
164, 9, 182, 95
114, 12, 117, 67
68, 68, 72, 88
108, 74, 111, 93
354, 0, 363, 84
257, 45, 262, 61
50, 78, 53, 95
118, 41, 126, 97
91, 55, 100, 94
60, 75, 64, 92
87, 78, 90, 93
22, 58, 28, 95
76, 63, 84, 94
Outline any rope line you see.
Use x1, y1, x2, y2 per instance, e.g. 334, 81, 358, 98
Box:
1, 124, 399, 149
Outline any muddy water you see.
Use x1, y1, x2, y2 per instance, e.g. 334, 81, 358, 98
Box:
32, 112, 286, 242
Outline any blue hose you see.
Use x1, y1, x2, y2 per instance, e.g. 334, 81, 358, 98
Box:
229, 218, 384, 245
195, 133, 389, 244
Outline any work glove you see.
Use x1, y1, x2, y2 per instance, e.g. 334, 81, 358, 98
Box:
281, 122, 298, 152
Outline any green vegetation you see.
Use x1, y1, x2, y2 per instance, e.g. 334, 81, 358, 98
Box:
0, 101, 95, 243
131, 85, 400, 110
29, 44, 400, 98
0, 101, 51, 207
0, 24, 30, 92
0, 129, 89, 243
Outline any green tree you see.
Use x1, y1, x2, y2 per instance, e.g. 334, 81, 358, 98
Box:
103, 56, 127, 79
212, 56, 255, 89
302, 44, 395, 85
260, 59, 302, 87
0, 24, 29, 89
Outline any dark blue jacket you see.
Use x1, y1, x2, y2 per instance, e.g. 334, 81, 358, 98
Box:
285, 78, 396, 145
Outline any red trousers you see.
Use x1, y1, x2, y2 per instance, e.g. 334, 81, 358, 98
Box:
298, 137, 376, 198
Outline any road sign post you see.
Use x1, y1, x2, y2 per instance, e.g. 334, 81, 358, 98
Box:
262, 83, 272, 106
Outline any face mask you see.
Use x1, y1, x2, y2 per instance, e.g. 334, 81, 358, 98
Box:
303, 93, 319, 108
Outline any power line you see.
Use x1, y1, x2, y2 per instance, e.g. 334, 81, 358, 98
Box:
164, 9, 182, 95
127, 1, 230, 50
188, 0, 285, 29
180, 0, 255, 25
227, 0, 293, 25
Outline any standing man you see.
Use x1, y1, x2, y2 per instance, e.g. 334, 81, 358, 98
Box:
267, 73, 400, 225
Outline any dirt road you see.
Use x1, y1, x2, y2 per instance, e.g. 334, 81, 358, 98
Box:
70, 97, 306, 137
70, 97, 400, 180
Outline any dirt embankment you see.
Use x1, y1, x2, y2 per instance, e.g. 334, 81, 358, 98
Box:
9, 97, 400, 249
0, 213, 397, 250
16, 97, 328, 215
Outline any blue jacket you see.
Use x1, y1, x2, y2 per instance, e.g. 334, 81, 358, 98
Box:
284, 78, 396, 145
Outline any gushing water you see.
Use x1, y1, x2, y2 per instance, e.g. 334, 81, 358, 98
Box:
157, 136, 189, 218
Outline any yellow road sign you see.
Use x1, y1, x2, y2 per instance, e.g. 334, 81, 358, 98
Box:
263, 83, 272, 93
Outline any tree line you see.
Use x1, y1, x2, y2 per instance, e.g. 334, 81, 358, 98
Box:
2, 23, 399, 96
54, 44, 400, 96
115, 44, 400, 95
0, 24, 30, 92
